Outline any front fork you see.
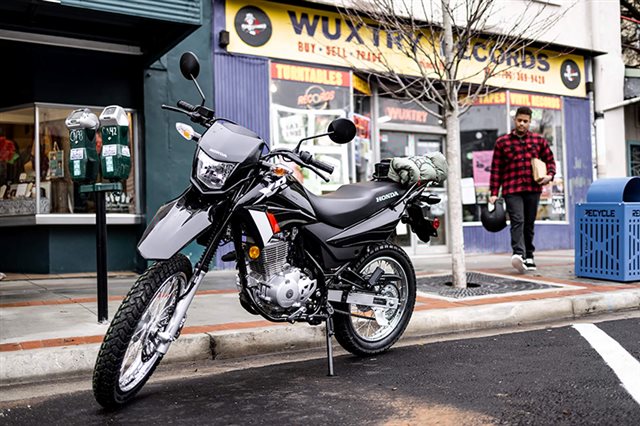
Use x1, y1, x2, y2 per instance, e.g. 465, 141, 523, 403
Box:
155, 269, 207, 355
154, 205, 235, 355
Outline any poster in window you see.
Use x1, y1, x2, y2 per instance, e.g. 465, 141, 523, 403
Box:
48, 143, 65, 179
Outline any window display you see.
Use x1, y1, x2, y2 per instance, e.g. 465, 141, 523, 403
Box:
0, 104, 138, 218
460, 91, 566, 222
0, 106, 39, 216
270, 62, 351, 193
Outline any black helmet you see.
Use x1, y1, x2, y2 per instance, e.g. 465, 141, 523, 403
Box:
481, 199, 507, 232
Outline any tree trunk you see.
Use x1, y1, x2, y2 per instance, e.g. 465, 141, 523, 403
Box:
442, 0, 467, 288
445, 106, 467, 288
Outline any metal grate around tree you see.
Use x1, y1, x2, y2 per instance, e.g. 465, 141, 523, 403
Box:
417, 272, 560, 299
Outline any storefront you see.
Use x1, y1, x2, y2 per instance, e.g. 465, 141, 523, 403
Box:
0, 1, 204, 273
210, 0, 594, 257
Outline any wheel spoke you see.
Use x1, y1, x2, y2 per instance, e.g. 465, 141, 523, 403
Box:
118, 272, 185, 393
348, 256, 408, 342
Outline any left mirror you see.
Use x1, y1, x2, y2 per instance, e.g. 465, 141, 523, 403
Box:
328, 118, 356, 144
180, 52, 200, 80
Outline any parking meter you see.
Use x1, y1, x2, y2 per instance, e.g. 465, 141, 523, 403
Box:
99, 105, 131, 181
65, 108, 100, 182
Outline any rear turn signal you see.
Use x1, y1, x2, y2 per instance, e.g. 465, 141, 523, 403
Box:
432, 217, 440, 229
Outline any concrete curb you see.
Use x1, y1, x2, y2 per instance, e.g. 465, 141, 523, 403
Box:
1, 289, 639, 385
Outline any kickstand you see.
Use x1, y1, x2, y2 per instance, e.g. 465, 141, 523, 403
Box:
325, 314, 335, 377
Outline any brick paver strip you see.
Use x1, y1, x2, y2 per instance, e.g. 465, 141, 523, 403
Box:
0, 320, 281, 352
2, 274, 638, 352
0, 289, 237, 309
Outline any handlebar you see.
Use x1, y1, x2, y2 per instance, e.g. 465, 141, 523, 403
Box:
161, 100, 215, 127
299, 151, 334, 174
264, 149, 332, 182
177, 100, 197, 112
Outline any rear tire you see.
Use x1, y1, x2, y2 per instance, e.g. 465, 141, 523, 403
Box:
332, 243, 416, 356
92, 254, 192, 408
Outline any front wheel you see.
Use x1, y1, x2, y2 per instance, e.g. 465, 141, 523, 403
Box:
93, 254, 192, 408
332, 243, 416, 356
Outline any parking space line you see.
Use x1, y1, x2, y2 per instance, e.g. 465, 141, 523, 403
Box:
573, 323, 640, 406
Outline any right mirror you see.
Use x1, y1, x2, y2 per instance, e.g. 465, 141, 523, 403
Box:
179, 51, 200, 80
327, 118, 356, 144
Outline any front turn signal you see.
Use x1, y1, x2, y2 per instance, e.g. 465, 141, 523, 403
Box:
248, 246, 261, 260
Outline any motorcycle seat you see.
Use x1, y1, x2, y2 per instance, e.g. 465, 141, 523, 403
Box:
305, 181, 407, 228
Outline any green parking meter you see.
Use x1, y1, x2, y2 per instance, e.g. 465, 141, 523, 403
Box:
65, 108, 100, 182
99, 105, 131, 181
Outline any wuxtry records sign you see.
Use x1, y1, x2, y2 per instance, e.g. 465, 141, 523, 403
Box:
227, 0, 586, 98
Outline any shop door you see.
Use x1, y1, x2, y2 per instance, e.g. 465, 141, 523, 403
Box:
379, 131, 448, 254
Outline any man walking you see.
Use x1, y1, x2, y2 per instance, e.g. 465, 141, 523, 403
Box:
488, 106, 556, 273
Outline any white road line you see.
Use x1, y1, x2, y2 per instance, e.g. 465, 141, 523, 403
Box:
573, 323, 640, 406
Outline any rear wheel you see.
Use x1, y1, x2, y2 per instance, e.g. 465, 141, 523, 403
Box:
333, 243, 416, 356
92, 254, 192, 408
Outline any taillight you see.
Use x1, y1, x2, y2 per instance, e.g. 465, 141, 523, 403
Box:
432, 217, 440, 229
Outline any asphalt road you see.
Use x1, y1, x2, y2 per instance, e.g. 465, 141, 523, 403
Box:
1, 317, 638, 425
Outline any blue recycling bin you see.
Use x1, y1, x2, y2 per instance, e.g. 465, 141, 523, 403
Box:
575, 177, 640, 282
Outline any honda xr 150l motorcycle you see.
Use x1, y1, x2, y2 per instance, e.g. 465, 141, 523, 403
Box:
93, 52, 442, 407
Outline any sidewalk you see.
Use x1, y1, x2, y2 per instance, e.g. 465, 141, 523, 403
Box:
1, 250, 639, 385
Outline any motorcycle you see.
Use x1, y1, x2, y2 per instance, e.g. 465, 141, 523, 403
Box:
93, 52, 442, 408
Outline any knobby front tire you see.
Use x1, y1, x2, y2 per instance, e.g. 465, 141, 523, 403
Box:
92, 254, 192, 408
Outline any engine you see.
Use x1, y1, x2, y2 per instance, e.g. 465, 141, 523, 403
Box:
245, 239, 317, 314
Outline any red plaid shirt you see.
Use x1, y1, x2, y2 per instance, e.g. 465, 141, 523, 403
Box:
489, 130, 556, 196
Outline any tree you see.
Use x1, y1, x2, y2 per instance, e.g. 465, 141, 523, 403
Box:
621, 0, 640, 67
340, 0, 569, 287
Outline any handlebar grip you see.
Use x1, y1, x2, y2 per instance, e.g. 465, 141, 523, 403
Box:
177, 100, 197, 112
311, 158, 334, 174
300, 151, 334, 174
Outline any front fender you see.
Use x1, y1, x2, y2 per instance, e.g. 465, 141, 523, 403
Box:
138, 190, 214, 260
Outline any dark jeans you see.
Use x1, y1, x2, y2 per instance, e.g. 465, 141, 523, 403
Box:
504, 192, 541, 259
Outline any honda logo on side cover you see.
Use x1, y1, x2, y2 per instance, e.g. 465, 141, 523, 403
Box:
235, 6, 272, 47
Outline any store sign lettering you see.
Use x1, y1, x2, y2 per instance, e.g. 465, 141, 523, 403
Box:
271, 63, 349, 86
226, 0, 587, 97
460, 43, 550, 72
384, 107, 428, 123
297, 86, 336, 109
584, 209, 616, 218
287, 10, 551, 74
509, 93, 561, 110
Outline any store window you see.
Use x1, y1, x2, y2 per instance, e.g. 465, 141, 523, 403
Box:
0, 106, 37, 216
460, 91, 566, 222
629, 141, 640, 176
0, 104, 139, 218
460, 93, 508, 222
353, 83, 372, 182
509, 93, 565, 221
270, 62, 351, 193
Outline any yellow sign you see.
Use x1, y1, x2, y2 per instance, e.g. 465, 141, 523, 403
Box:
227, 0, 586, 97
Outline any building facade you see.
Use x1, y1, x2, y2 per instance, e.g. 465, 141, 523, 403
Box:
0, 0, 209, 273
0, 0, 632, 273
210, 0, 601, 257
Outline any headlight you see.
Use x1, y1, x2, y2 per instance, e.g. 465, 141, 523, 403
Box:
196, 150, 237, 190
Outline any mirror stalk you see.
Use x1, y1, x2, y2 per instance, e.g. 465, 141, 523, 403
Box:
191, 74, 206, 105
293, 131, 333, 153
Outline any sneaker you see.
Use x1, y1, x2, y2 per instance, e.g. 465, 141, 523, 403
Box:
524, 258, 537, 271
511, 254, 528, 273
